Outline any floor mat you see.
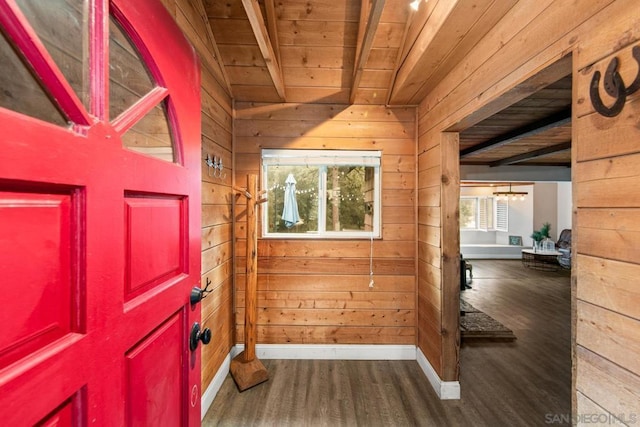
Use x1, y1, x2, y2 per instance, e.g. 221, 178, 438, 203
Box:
460, 300, 516, 341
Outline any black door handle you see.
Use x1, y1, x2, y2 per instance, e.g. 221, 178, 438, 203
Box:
189, 322, 212, 351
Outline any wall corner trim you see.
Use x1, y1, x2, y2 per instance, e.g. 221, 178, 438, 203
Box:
416, 348, 461, 400
201, 352, 232, 420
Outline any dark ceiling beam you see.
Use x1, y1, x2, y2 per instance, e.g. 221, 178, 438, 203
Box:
516, 161, 571, 167
460, 108, 571, 158
489, 141, 572, 167
461, 161, 571, 167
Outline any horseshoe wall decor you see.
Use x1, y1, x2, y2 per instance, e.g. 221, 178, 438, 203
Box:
590, 45, 640, 117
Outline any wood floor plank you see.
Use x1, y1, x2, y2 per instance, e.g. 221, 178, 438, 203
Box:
203, 260, 572, 426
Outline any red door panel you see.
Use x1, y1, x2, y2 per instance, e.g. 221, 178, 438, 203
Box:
0, 190, 76, 369
125, 195, 185, 300
126, 311, 184, 426
0, 0, 201, 425
37, 394, 76, 427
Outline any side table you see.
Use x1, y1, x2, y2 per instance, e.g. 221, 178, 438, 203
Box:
522, 249, 561, 271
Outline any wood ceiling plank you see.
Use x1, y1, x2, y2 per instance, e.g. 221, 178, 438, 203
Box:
406, 0, 518, 104
385, 0, 415, 106
190, 0, 233, 95
353, 88, 389, 104
351, 0, 386, 103
392, 0, 501, 104
209, 18, 256, 45
400, 0, 437, 63
277, 21, 359, 47
355, 0, 371, 65
446, 54, 572, 132
280, 46, 356, 68
225, 66, 274, 85
204, 0, 245, 19
231, 84, 282, 102
359, 69, 394, 88
417, 0, 606, 136
218, 45, 266, 67
489, 141, 572, 167
283, 67, 351, 88
365, 47, 399, 69
373, 22, 406, 48
379, 0, 411, 24
274, 0, 360, 22
241, 0, 286, 100
460, 108, 571, 158
264, 0, 282, 72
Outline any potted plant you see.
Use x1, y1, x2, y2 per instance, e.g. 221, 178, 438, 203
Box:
531, 222, 551, 251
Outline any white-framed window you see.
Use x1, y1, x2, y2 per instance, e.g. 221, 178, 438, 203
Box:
261, 149, 381, 238
495, 198, 508, 231
460, 196, 508, 232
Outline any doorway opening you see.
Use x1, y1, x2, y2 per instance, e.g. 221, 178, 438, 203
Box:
449, 55, 574, 419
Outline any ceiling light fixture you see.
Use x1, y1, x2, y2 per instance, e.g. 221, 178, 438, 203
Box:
493, 183, 528, 201
410, 0, 421, 11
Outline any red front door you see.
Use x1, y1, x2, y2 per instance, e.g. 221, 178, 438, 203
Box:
0, 0, 202, 425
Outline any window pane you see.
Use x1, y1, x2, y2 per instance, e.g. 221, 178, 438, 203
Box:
486, 197, 494, 229
265, 165, 319, 234
496, 199, 509, 231
325, 166, 372, 232
0, 29, 67, 125
478, 198, 487, 230
16, 0, 89, 110
109, 15, 155, 120
460, 199, 477, 229
121, 99, 175, 162
262, 149, 381, 238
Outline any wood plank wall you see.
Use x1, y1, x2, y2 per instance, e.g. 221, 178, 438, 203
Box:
234, 102, 416, 345
574, 35, 640, 421
416, 133, 459, 379
416, 0, 640, 416
162, 0, 235, 394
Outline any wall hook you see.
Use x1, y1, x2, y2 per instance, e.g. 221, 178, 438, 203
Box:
590, 45, 640, 117
216, 157, 227, 179
204, 153, 227, 179
205, 154, 216, 178
190, 277, 213, 305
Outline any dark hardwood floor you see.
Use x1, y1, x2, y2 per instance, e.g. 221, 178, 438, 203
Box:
203, 260, 572, 426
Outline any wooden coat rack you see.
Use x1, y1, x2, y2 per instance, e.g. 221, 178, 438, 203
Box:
230, 174, 268, 391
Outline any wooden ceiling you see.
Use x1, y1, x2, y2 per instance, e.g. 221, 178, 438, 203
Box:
203, 0, 572, 168
204, 0, 517, 105
459, 75, 573, 168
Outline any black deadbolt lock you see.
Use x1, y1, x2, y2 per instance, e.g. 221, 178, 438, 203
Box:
189, 322, 212, 351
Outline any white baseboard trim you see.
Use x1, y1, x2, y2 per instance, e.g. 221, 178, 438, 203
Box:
200, 352, 231, 420
416, 348, 460, 400
232, 344, 417, 360
462, 254, 522, 260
